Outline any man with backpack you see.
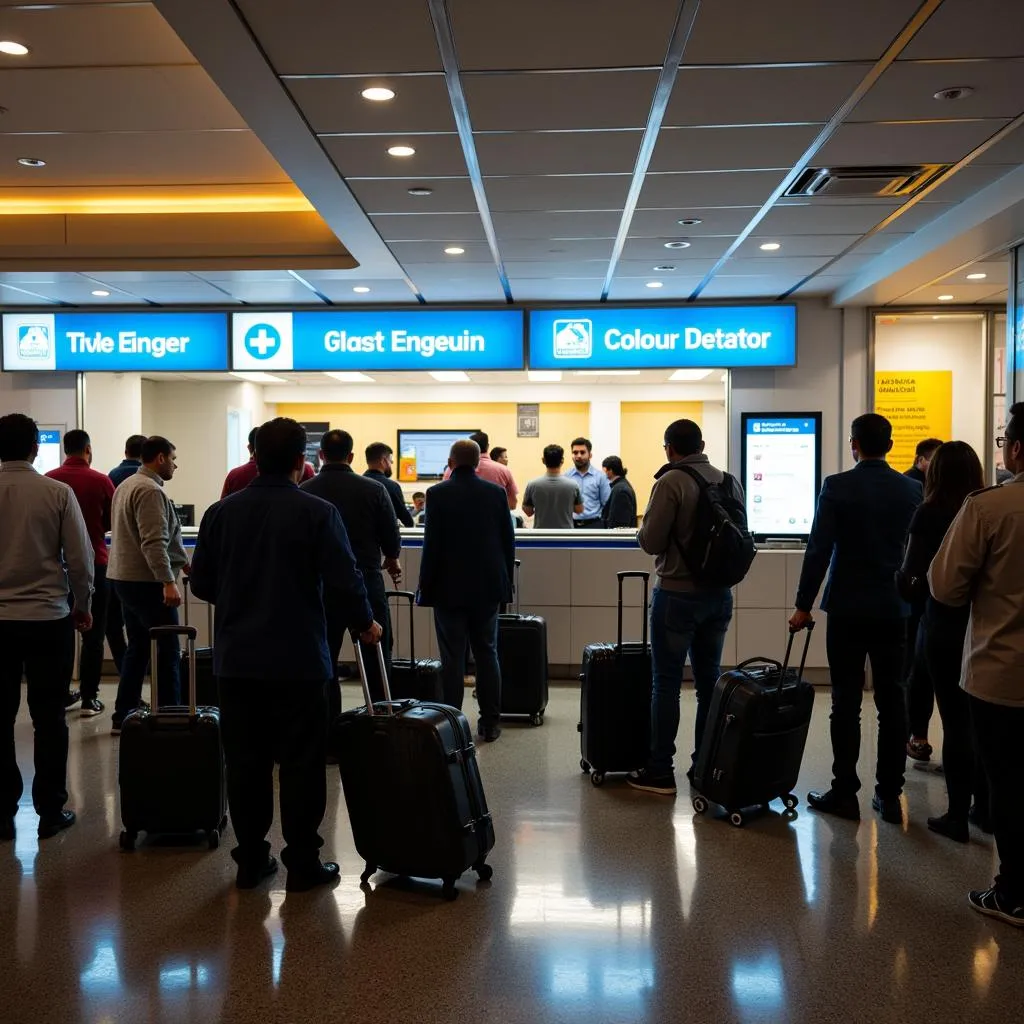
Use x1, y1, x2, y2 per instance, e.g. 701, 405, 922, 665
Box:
629, 419, 752, 796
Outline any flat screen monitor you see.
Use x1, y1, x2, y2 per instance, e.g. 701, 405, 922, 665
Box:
34, 427, 63, 476
397, 429, 480, 482
740, 413, 822, 543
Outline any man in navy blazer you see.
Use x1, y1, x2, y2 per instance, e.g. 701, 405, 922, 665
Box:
790, 413, 922, 825
418, 440, 515, 741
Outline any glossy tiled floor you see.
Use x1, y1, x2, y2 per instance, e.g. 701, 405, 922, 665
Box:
3, 681, 1021, 1023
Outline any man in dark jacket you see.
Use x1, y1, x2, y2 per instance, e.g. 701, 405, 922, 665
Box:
600, 456, 637, 529
303, 429, 401, 706
790, 413, 922, 825
190, 418, 380, 893
364, 441, 414, 527
418, 440, 515, 742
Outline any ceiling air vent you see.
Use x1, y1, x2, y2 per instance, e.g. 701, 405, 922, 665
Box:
785, 164, 950, 199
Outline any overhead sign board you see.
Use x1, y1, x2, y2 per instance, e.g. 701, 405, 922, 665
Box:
231, 310, 524, 372
1, 312, 228, 372
528, 305, 797, 369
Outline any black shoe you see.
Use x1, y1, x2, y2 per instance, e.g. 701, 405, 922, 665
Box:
38, 810, 76, 839
479, 726, 502, 743
872, 793, 904, 825
807, 789, 860, 820
80, 699, 105, 718
0, 818, 14, 841
907, 739, 932, 762
64, 689, 81, 709
969, 804, 994, 834
236, 855, 278, 890
968, 886, 1024, 928
627, 768, 677, 796
928, 813, 969, 844
286, 861, 341, 893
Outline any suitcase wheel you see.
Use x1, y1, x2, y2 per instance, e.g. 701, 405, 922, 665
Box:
442, 879, 459, 902
530, 714, 543, 727
119, 830, 137, 852
729, 812, 745, 828
692, 796, 709, 815
783, 794, 799, 811
206, 829, 220, 850
360, 863, 377, 885
580, 759, 591, 774
590, 772, 606, 787
474, 860, 493, 882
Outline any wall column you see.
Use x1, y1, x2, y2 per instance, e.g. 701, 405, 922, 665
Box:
82, 373, 143, 473
588, 399, 621, 461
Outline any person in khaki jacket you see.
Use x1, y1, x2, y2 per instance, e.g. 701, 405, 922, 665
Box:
930, 402, 1024, 928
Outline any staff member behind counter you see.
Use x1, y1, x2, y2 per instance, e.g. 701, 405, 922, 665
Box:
566, 437, 611, 528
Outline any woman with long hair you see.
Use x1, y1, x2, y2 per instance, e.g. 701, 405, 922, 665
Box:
896, 440, 989, 842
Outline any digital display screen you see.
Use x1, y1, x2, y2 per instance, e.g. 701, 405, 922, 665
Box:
741, 414, 821, 540
34, 428, 63, 476
397, 429, 479, 482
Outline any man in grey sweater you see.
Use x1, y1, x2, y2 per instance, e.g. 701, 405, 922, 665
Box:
108, 435, 188, 733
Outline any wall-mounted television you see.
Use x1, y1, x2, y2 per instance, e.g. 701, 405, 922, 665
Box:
740, 412, 822, 543
397, 429, 480, 482
34, 427, 63, 476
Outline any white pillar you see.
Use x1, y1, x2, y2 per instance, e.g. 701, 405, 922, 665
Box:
82, 373, 143, 473
588, 399, 621, 460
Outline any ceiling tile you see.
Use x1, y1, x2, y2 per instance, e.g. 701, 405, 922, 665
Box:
388, 240, 495, 263
629, 207, 758, 236
903, 0, 1024, 59
350, 177, 477, 214
416, 278, 507, 303
315, 280, 419, 303
937, 260, 1008, 286
622, 235, 729, 261
196, 270, 296, 282
70, 270, 202, 284
491, 211, 624, 238
475, 131, 641, 176
638, 170, 787, 209
498, 238, 614, 260
464, 71, 658, 131
503, 260, 609, 277
616, 258, 719, 277
684, 0, 924, 63
650, 125, 818, 173
722, 255, 835, 277
666, 64, 869, 126
974, 127, 1024, 166
737, 234, 873, 257
485, 175, 630, 212
917, 164, 1017, 203
288, 76, 455, 134
900, 281, 1014, 304
760, 201, 953, 235
234, 0, 442, 74
371, 213, 487, 241
817, 119, 1010, 166
874, 202, 959, 233
606, 276, 703, 301
790, 275, 846, 297
136, 281, 244, 303
449, 0, 680, 70
507, 279, 605, 302
698, 276, 799, 299
322, 134, 467, 177
0, 284, 56, 304
213, 280, 323, 304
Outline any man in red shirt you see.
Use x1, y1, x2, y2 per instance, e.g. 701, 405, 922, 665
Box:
46, 429, 116, 717
222, 426, 314, 498
442, 431, 518, 509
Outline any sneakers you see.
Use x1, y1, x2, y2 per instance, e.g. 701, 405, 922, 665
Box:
968, 886, 1024, 928
38, 809, 76, 839
627, 768, 677, 796
80, 699, 105, 718
807, 789, 861, 820
872, 793, 904, 825
64, 689, 81, 709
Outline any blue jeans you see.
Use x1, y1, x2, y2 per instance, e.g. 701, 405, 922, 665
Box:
113, 580, 181, 718
649, 587, 733, 777
433, 605, 501, 727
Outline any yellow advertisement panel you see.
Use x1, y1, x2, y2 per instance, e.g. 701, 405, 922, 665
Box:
874, 370, 953, 470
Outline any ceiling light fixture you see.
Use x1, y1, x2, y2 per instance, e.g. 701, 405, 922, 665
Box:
352, 286, 371, 293
938, 294, 954, 301
0, 41, 29, 56
443, 246, 465, 255
361, 87, 395, 102
664, 240, 691, 249
759, 241, 782, 251
230, 372, 288, 384
933, 86, 973, 101
669, 369, 713, 382
325, 371, 375, 383
430, 370, 470, 382
527, 370, 562, 382
966, 272, 987, 280
646, 281, 664, 289
653, 265, 675, 271
677, 218, 702, 226
387, 145, 416, 157
90, 289, 110, 297
407, 186, 433, 196
17, 157, 45, 167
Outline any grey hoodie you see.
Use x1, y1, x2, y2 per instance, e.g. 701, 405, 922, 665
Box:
108, 466, 186, 584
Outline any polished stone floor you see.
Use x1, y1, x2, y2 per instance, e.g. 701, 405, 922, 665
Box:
2, 681, 1021, 1023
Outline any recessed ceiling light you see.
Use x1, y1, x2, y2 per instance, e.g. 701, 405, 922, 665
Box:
230, 372, 288, 384
677, 218, 702, 226
669, 369, 713, 381
387, 145, 415, 157
966, 272, 987, 280
664, 240, 691, 249
90, 289, 110, 297
361, 87, 395, 102
325, 371, 375, 383
443, 246, 465, 255
653, 265, 675, 271
646, 281, 664, 289
933, 86, 973, 101
407, 186, 433, 196
759, 241, 782, 251
528, 370, 562, 382
0, 41, 29, 56
938, 294, 954, 301
17, 157, 45, 167
352, 286, 371, 293
430, 370, 470, 382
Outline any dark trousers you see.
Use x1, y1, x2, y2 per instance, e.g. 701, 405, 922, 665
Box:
825, 614, 908, 799
905, 605, 934, 739
112, 580, 180, 717
219, 677, 328, 873
433, 605, 501, 726
327, 570, 392, 716
0, 617, 74, 821
971, 695, 1024, 903
77, 561, 112, 702
104, 585, 127, 675
923, 606, 988, 821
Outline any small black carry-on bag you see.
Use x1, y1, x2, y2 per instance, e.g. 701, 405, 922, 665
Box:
498, 559, 549, 726
334, 642, 495, 901
386, 588, 443, 702
118, 625, 228, 851
692, 624, 815, 827
578, 570, 652, 786
181, 576, 218, 707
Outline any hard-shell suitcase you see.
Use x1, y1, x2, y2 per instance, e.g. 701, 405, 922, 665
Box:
181, 577, 218, 708
118, 625, 228, 851
386, 588, 443, 702
692, 625, 815, 827
578, 571, 652, 786
333, 643, 494, 901
499, 559, 549, 726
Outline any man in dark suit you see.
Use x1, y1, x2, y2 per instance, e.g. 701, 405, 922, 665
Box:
418, 440, 515, 742
789, 413, 922, 825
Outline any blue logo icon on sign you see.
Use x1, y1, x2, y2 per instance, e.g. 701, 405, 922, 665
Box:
18, 324, 52, 360
244, 323, 280, 360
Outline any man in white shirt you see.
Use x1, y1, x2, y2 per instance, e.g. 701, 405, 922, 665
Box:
565, 437, 611, 528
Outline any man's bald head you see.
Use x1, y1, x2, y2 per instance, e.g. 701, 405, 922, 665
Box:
449, 439, 481, 470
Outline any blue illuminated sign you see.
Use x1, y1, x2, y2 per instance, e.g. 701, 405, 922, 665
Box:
745, 417, 817, 435
528, 305, 796, 369
2, 312, 228, 372
231, 310, 524, 372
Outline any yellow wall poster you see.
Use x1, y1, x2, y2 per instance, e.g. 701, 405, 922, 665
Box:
874, 370, 953, 470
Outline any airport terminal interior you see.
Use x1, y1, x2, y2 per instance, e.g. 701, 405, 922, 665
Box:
3, 0, 1024, 1020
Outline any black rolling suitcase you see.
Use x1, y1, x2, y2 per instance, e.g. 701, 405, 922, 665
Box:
333, 643, 495, 901
692, 625, 815, 827
386, 589, 443, 702
118, 625, 228, 851
181, 577, 218, 707
579, 571, 652, 786
498, 559, 549, 726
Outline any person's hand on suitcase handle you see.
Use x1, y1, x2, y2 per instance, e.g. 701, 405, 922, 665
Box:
383, 556, 402, 586
788, 608, 814, 632
357, 619, 384, 645
71, 608, 93, 633
163, 581, 183, 608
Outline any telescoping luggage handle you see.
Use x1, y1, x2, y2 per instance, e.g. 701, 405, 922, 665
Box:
182, 576, 213, 642
735, 621, 815, 693
386, 588, 421, 662
150, 624, 198, 716
616, 570, 650, 650
353, 638, 393, 717
512, 558, 521, 614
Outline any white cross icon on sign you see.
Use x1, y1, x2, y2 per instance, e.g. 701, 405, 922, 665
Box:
247, 327, 277, 356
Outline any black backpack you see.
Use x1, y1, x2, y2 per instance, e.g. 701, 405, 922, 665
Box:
669, 465, 757, 588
